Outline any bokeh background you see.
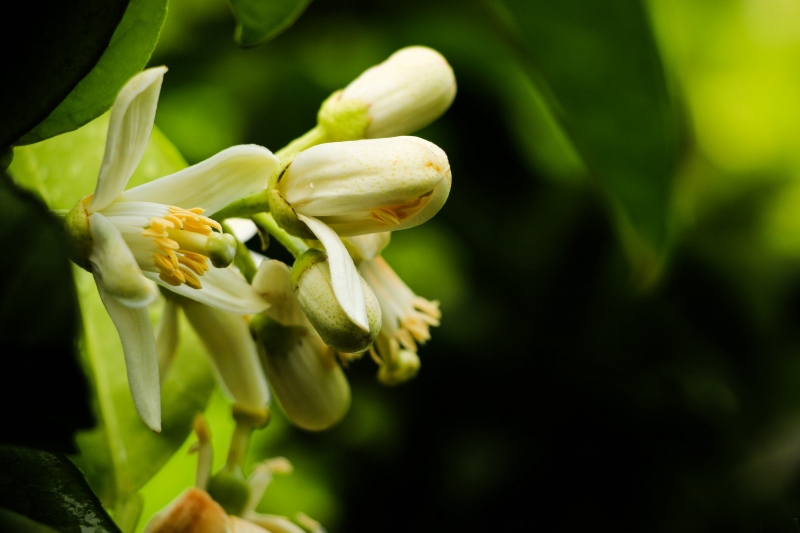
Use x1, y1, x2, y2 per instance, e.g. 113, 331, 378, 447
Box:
132, 0, 800, 530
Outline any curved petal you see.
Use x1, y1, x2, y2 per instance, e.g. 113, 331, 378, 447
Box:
343, 232, 391, 262
252, 260, 305, 326
88, 213, 158, 307
298, 214, 368, 331
226, 218, 259, 242
90, 67, 167, 212
118, 145, 279, 214
182, 299, 270, 410
95, 280, 161, 432
144, 267, 268, 315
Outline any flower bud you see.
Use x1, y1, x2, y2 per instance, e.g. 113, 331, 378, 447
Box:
207, 467, 251, 517
377, 349, 420, 386
251, 313, 351, 431
319, 46, 456, 139
143, 488, 229, 533
272, 137, 451, 238
291, 249, 381, 353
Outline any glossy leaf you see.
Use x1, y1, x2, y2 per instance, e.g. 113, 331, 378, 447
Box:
0, 173, 93, 452
0, 1, 129, 147
18, 0, 169, 146
496, 0, 679, 285
0, 445, 120, 533
228, 0, 314, 48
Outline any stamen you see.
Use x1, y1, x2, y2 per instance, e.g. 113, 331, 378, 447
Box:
144, 206, 230, 290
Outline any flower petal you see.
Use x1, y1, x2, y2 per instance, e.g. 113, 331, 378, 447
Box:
156, 297, 180, 382
89, 67, 167, 212
252, 260, 306, 326
88, 213, 158, 307
244, 513, 308, 533
344, 232, 391, 262
298, 214, 368, 331
95, 280, 161, 432
226, 217, 259, 242
281, 137, 447, 217
144, 266, 268, 314
181, 300, 270, 410
118, 145, 279, 214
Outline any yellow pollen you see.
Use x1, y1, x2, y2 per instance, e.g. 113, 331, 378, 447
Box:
369, 193, 433, 226
144, 206, 220, 290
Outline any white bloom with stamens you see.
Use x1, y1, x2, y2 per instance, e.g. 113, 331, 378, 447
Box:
347, 233, 440, 385
269, 136, 450, 333
66, 67, 277, 431
319, 46, 456, 140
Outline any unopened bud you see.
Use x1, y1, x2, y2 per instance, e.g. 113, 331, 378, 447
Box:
377, 349, 421, 386
319, 46, 456, 139
143, 488, 229, 533
291, 249, 381, 353
250, 312, 351, 431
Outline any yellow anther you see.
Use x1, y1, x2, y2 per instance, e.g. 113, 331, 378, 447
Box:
179, 256, 205, 275
155, 237, 180, 250
368, 346, 383, 365
188, 207, 204, 215
142, 228, 168, 238
164, 214, 184, 228
370, 207, 400, 225
153, 253, 175, 273
151, 217, 175, 229
180, 266, 202, 289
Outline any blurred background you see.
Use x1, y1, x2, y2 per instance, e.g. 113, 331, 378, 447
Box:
138, 0, 800, 530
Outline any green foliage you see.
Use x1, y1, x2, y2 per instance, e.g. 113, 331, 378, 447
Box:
0, 0, 129, 147
0, 446, 120, 533
0, 173, 92, 452
228, 0, 313, 48
496, 0, 679, 285
18, 0, 169, 146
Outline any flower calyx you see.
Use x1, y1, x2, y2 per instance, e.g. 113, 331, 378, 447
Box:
317, 90, 372, 142
65, 196, 93, 271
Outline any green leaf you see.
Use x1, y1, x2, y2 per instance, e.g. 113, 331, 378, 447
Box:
0, 445, 121, 533
228, 0, 314, 48
0, 173, 93, 452
17, 0, 169, 146
71, 270, 217, 506
9, 113, 187, 211
0, 0, 129, 147
495, 0, 679, 286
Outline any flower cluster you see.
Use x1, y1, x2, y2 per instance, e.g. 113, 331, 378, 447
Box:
66, 45, 455, 530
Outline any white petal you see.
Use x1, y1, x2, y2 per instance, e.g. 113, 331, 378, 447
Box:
280, 137, 447, 217
144, 267, 268, 314
298, 215, 368, 331
252, 260, 305, 326
156, 297, 180, 382
118, 145, 279, 214
181, 300, 270, 409
90, 67, 167, 212
95, 280, 161, 432
88, 213, 158, 307
226, 218, 259, 242
344, 232, 391, 261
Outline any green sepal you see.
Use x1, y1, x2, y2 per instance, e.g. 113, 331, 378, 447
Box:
317, 91, 372, 142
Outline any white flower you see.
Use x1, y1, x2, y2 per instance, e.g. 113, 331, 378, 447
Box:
68, 67, 277, 431
269, 136, 450, 334
347, 233, 440, 385
319, 46, 456, 139
251, 260, 351, 431
158, 295, 271, 413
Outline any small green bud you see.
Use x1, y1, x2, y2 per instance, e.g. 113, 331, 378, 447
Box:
291, 249, 381, 353
206, 232, 237, 268
65, 197, 93, 271
378, 349, 421, 386
251, 313, 351, 431
317, 90, 372, 141
206, 467, 250, 516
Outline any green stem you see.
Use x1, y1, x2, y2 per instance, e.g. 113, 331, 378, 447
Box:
221, 221, 257, 282
252, 213, 309, 258
226, 419, 253, 471
211, 125, 329, 221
